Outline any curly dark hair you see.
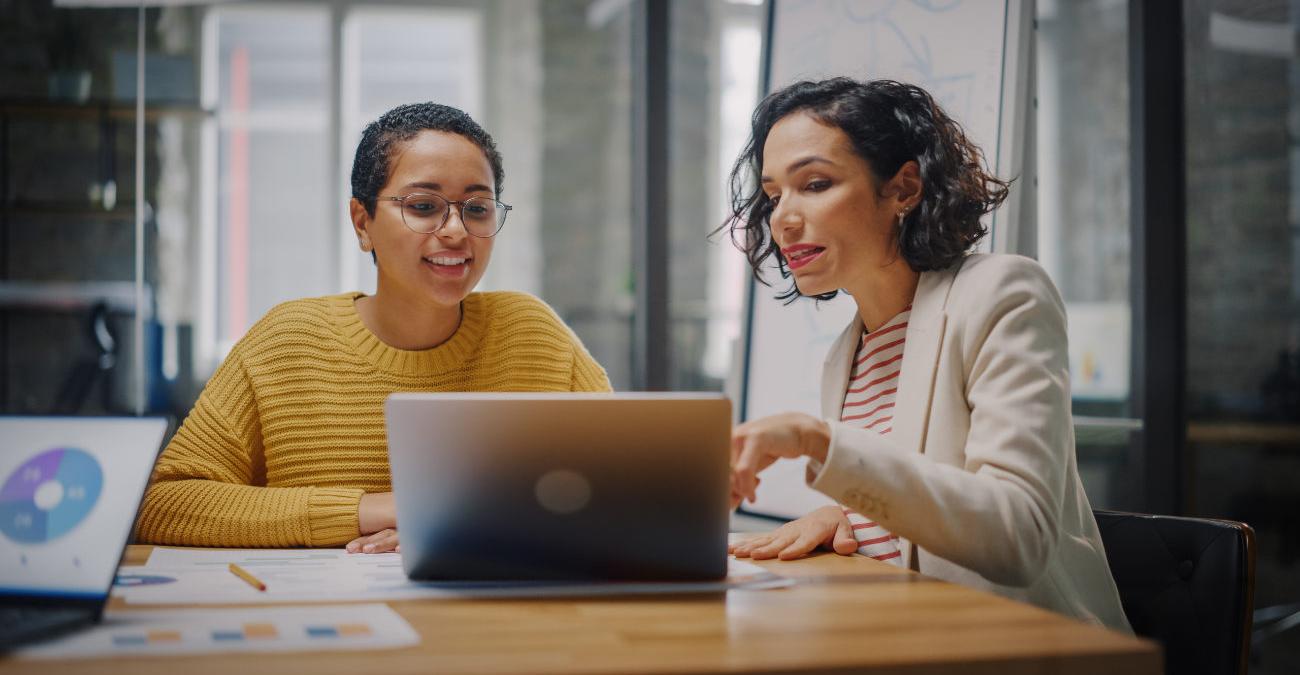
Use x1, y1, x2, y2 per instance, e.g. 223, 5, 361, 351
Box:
350, 102, 504, 217
722, 78, 1011, 302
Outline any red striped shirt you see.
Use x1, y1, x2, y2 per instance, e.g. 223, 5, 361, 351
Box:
838, 305, 911, 565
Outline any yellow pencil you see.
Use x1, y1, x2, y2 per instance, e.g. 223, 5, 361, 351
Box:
228, 563, 267, 592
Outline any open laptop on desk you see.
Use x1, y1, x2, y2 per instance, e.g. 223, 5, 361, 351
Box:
386, 393, 731, 582
0, 416, 169, 650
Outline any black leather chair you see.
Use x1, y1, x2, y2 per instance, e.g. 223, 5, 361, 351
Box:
1094, 509, 1256, 675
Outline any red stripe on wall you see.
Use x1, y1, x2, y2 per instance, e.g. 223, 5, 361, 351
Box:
227, 45, 251, 339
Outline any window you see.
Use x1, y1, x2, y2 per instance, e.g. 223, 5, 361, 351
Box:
133, 1, 772, 409
1035, 0, 1141, 508
339, 7, 485, 296
199, 2, 637, 390
202, 6, 331, 364
1183, 5, 1300, 668
668, 0, 764, 392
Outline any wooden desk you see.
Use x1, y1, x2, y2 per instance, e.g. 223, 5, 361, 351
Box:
2, 545, 1158, 674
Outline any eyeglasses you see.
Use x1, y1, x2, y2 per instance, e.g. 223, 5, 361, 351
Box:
379, 193, 512, 238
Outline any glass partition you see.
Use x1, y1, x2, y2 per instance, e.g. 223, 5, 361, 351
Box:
1184, 2, 1300, 669
666, 0, 763, 394
4, 0, 772, 415
0, 2, 156, 415
1035, 0, 1144, 509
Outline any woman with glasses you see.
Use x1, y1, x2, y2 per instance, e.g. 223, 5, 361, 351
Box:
724, 78, 1129, 631
135, 102, 611, 553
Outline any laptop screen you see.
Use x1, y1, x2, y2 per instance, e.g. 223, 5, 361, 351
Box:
0, 417, 167, 600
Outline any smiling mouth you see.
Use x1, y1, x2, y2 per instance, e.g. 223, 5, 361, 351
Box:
422, 254, 471, 278
424, 255, 469, 266
784, 246, 826, 271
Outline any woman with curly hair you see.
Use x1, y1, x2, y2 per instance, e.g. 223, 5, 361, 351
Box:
725, 78, 1130, 631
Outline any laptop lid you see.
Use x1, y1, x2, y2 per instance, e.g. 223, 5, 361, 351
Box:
0, 416, 169, 611
386, 393, 731, 582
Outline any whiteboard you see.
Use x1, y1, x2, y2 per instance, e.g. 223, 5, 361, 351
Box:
740, 0, 1033, 519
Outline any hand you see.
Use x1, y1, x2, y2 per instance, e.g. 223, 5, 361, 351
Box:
346, 528, 399, 554
731, 413, 831, 506
358, 492, 396, 535
728, 505, 858, 560
729, 474, 760, 511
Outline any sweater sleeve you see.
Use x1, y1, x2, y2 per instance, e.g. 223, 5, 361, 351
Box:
570, 342, 613, 392
135, 350, 364, 547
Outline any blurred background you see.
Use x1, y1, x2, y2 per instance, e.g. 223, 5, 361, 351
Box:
0, 0, 1297, 669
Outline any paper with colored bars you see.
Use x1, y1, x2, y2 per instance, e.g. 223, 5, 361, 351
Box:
113, 547, 792, 604
14, 604, 417, 659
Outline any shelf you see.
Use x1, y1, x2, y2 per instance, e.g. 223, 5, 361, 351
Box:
0, 98, 213, 121
1188, 422, 1300, 447
0, 281, 152, 317
6, 202, 139, 220
1074, 416, 1142, 446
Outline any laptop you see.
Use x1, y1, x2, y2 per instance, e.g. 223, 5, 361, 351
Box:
0, 416, 169, 649
386, 393, 731, 582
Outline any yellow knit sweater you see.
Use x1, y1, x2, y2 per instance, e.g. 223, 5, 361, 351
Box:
136, 291, 611, 548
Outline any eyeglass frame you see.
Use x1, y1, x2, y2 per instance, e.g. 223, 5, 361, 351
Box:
378, 192, 513, 238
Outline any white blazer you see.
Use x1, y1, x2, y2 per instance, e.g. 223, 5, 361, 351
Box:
808, 253, 1131, 632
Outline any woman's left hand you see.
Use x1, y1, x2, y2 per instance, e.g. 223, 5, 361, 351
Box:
731, 412, 831, 506
730, 505, 859, 560
346, 528, 399, 554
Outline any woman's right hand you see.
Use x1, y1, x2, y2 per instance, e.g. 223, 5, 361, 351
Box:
728, 505, 859, 560
730, 413, 830, 506
357, 492, 395, 535
346, 528, 399, 554
349, 492, 398, 554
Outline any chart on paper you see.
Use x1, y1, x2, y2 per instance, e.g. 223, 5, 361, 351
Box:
15, 604, 418, 659
113, 547, 792, 604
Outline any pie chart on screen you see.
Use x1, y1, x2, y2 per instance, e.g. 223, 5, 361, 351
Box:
0, 448, 103, 544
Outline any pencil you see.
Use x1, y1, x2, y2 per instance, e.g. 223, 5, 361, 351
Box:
228, 562, 267, 592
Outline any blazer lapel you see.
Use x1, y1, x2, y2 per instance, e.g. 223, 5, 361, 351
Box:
816, 256, 968, 572
818, 270, 947, 574
892, 263, 960, 456
818, 263, 958, 442
820, 319, 862, 419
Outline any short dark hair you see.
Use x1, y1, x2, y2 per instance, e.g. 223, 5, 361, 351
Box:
722, 78, 1011, 302
350, 102, 504, 217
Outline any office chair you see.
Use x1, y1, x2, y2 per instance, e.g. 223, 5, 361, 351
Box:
1094, 509, 1255, 675
51, 301, 119, 413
